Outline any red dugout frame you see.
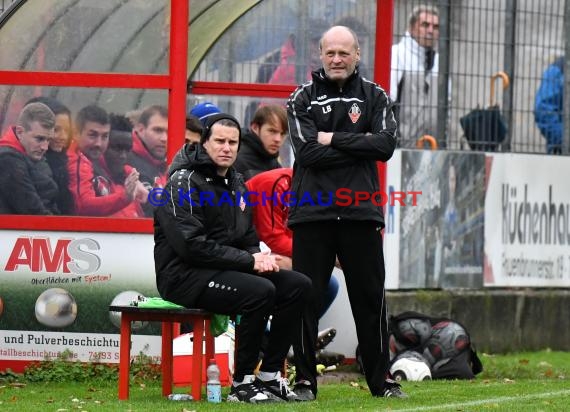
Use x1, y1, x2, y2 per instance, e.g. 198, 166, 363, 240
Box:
0, 0, 394, 235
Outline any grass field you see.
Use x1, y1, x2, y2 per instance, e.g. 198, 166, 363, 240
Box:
1, 351, 569, 411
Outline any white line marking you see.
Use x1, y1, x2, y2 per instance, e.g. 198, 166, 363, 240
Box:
394, 389, 570, 411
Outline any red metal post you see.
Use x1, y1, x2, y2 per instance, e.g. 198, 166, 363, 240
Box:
375, 0, 395, 199
162, 322, 174, 397
118, 314, 132, 400
167, 0, 190, 163
192, 317, 205, 401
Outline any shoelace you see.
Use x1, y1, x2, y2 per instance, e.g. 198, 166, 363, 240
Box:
275, 377, 294, 397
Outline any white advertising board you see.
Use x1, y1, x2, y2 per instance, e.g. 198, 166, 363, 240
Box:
484, 153, 570, 286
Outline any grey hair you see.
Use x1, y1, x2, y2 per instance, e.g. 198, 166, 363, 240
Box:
408, 4, 439, 27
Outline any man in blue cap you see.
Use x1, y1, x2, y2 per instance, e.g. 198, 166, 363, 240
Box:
190, 101, 221, 125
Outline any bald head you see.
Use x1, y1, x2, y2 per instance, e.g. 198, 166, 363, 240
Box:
319, 25, 361, 86
320, 25, 360, 51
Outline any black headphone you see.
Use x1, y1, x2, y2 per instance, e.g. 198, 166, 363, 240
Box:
200, 113, 242, 150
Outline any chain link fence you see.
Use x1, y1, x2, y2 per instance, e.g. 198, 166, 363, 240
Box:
393, 0, 565, 154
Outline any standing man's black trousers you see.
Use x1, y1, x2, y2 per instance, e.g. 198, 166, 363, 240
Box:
292, 220, 390, 397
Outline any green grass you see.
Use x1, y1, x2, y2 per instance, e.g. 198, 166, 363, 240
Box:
1, 351, 569, 411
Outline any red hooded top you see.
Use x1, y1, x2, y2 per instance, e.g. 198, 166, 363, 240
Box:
245, 168, 293, 257
67, 142, 140, 217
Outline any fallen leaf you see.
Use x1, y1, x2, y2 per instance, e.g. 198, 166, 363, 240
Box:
350, 381, 360, 387
46, 398, 55, 403
71, 398, 80, 402
538, 361, 552, 368
503, 378, 515, 384
518, 359, 529, 365
8, 383, 26, 388
544, 369, 554, 377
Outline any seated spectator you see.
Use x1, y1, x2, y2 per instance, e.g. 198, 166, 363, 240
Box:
67, 105, 141, 217
267, 19, 329, 86
105, 114, 148, 218
185, 114, 203, 144
234, 105, 288, 180
129, 105, 168, 216
0, 102, 60, 214
189, 101, 221, 125
246, 167, 339, 318
154, 113, 311, 403
26, 96, 74, 214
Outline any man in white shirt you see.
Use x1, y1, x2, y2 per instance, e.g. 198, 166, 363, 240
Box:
391, 5, 440, 147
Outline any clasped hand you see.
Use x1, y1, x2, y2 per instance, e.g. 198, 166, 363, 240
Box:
252, 252, 280, 274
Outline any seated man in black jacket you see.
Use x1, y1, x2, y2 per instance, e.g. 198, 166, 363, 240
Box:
154, 113, 311, 403
0, 102, 60, 214
233, 104, 288, 180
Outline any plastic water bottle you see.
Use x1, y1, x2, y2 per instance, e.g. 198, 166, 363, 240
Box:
167, 393, 193, 401
206, 358, 222, 403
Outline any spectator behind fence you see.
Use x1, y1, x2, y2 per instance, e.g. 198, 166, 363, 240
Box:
68, 105, 141, 217
390, 4, 440, 147
128, 105, 168, 216
243, 20, 329, 125
0, 102, 61, 215
25, 96, 74, 215
286, 25, 405, 400
154, 113, 311, 403
234, 105, 287, 180
534, 56, 564, 154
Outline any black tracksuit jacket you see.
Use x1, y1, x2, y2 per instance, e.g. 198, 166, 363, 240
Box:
286, 67, 398, 227
153, 143, 259, 307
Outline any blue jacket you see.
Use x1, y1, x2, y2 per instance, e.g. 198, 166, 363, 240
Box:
534, 57, 564, 153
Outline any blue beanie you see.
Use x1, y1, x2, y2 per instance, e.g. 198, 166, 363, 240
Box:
190, 102, 221, 124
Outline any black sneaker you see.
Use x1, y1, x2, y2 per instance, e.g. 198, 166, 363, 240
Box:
256, 374, 297, 402
293, 380, 315, 402
382, 380, 408, 398
316, 327, 337, 350
227, 376, 271, 403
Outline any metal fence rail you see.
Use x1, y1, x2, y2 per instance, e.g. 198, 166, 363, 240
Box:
393, 0, 565, 154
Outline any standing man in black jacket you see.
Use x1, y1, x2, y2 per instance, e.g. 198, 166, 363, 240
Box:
154, 114, 310, 403
233, 104, 288, 180
287, 26, 406, 400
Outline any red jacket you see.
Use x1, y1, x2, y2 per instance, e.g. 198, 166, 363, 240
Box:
67, 142, 140, 217
245, 168, 293, 257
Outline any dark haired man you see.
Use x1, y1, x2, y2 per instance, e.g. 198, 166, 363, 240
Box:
67, 105, 141, 217
234, 104, 288, 180
154, 114, 311, 403
128, 105, 168, 215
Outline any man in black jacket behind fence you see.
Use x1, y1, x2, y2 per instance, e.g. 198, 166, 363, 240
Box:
154, 113, 310, 403
287, 25, 407, 400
